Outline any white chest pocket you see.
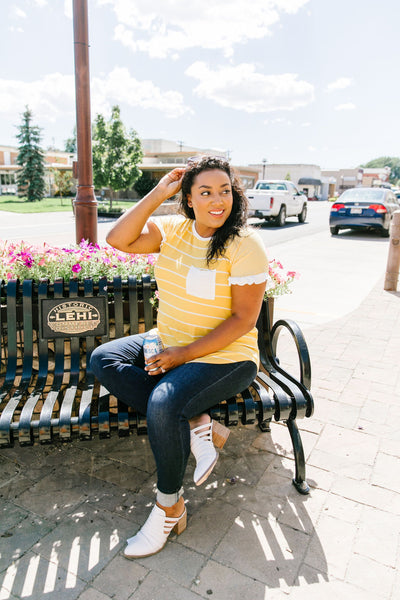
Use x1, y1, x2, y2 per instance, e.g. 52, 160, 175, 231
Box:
186, 266, 216, 300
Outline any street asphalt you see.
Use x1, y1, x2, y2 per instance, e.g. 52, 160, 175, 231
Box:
0, 208, 399, 599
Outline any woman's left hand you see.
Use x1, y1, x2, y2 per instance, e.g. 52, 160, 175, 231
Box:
156, 168, 186, 199
144, 346, 187, 376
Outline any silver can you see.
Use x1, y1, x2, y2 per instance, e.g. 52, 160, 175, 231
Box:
143, 329, 163, 367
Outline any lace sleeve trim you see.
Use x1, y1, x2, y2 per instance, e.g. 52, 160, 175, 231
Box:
228, 272, 268, 286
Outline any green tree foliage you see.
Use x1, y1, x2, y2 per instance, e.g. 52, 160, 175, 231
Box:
361, 157, 400, 184
92, 105, 143, 207
15, 106, 46, 201
64, 126, 77, 153
134, 170, 157, 198
52, 169, 73, 197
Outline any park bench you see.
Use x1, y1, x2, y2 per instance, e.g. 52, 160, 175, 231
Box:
0, 276, 314, 494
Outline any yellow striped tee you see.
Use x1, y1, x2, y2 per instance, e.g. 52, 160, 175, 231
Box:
152, 216, 269, 366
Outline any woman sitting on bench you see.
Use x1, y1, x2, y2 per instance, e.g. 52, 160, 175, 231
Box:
90, 155, 268, 559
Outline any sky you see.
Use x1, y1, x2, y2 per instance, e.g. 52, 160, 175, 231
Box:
1, 0, 399, 169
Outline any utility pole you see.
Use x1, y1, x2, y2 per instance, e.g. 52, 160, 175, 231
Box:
73, 0, 97, 244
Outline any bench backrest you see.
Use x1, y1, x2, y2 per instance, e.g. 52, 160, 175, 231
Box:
0, 276, 157, 382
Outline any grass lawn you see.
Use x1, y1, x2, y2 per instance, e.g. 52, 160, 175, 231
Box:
0, 195, 136, 213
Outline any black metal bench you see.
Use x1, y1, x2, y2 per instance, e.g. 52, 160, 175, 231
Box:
0, 276, 314, 494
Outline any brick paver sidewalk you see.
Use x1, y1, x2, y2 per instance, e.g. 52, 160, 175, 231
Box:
1, 280, 399, 599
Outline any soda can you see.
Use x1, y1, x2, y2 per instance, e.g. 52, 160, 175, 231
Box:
143, 329, 163, 369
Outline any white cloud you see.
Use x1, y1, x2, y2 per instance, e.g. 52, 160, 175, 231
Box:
186, 62, 314, 112
0, 73, 76, 122
264, 117, 292, 125
33, 0, 48, 6
326, 77, 353, 92
105, 0, 310, 58
14, 7, 27, 18
91, 67, 192, 118
334, 102, 356, 111
9, 26, 24, 33
0, 68, 191, 124
64, 0, 72, 19
301, 122, 311, 127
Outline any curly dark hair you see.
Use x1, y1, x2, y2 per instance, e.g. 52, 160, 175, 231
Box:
179, 156, 249, 264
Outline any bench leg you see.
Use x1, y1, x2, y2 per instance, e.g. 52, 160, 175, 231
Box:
286, 419, 310, 495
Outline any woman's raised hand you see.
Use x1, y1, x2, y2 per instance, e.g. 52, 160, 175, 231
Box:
157, 168, 186, 200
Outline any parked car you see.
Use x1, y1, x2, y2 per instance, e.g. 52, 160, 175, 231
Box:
329, 187, 400, 237
246, 180, 307, 226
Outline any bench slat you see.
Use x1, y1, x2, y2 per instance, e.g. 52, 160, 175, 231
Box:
78, 278, 96, 440
59, 279, 80, 440
0, 280, 18, 401
18, 280, 50, 445
38, 280, 66, 443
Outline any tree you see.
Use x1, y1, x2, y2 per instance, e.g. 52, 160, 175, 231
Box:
15, 106, 46, 201
64, 126, 77, 153
92, 105, 143, 208
52, 169, 73, 197
134, 171, 157, 198
361, 157, 400, 185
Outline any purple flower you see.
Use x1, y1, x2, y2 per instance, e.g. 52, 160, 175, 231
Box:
17, 251, 34, 268
72, 263, 82, 273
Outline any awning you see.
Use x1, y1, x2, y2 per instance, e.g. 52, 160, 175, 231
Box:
298, 178, 322, 186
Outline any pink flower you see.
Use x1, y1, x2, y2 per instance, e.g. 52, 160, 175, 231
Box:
287, 270, 299, 279
72, 263, 82, 273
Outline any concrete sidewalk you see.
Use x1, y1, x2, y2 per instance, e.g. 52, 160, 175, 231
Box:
0, 279, 399, 600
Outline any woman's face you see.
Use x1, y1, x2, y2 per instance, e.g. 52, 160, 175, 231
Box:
187, 169, 233, 238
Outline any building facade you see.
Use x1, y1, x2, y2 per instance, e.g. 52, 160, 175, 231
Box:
1, 140, 393, 200
0, 145, 75, 196
140, 139, 259, 192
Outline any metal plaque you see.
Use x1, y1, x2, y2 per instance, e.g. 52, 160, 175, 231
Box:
40, 296, 108, 339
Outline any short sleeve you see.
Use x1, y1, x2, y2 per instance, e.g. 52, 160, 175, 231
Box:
228, 230, 269, 286
148, 215, 185, 245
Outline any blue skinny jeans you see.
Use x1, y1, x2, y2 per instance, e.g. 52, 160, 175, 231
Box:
90, 333, 257, 502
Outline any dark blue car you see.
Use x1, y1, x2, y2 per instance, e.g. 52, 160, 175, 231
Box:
329, 187, 400, 237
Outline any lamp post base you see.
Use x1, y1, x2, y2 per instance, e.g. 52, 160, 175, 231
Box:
73, 185, 98, 244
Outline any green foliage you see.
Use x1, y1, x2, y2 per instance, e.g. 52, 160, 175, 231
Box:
15, 106, 46, 202
284, 172, 291, 180
134, 170, 157, 198
64, 126, 77, 153
52, 169, 73, 197
92, 106, 143, 207
97, 204, 125, 215
361, 157, 400, 184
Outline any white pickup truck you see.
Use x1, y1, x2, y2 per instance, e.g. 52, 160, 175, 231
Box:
246, 180, 308, 226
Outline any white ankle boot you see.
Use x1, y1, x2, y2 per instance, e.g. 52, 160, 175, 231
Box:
124, 504, 187, 559
190, 420, 230, 486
